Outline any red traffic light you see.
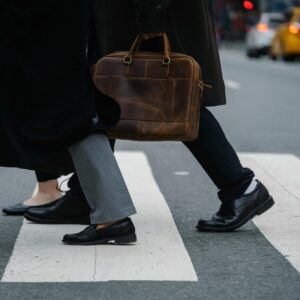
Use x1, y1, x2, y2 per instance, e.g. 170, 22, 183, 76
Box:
243, 1, 254, 10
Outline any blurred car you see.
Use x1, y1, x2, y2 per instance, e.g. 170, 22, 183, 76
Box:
270, 7, 300, 61
246, 13, 285, 58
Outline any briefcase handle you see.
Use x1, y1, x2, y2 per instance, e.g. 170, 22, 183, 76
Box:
123, 33, 171, 66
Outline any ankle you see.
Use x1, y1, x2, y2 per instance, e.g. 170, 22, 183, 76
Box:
37, 179, 59, 194
96, 219, 123, 229
23, 190, 62, 206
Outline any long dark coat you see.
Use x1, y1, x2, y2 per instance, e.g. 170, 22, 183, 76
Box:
0, 0, 226, 172
0, 0, 119, 172
93, 0, 226, 107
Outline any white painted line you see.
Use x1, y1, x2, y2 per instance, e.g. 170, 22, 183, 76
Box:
174, 171, 190, 176
224, 79, 241, 90
2, 152, 197, 282
240, 153, 300, 273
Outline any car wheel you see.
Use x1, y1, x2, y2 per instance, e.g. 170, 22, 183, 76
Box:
247, 50, 260, 58
283, 55, 296, 62
279, 42, 295, 62
270, 54, 277, 61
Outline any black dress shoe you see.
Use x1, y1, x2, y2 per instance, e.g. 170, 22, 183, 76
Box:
63, 218, 137, 245
2, 200, 59, 216
197, 180, 274, 232
24, 176, 90, 224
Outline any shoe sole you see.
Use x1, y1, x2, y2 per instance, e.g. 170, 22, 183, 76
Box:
24, 213, 90, 225
3, 210, 26, 216
197, 196, 275, 233
62, 234, 137, 246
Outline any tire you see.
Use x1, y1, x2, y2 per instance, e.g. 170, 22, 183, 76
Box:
247, 49, 260, 58
279, 42, 295, 62
270, 54, 277, 61
283, 55, 296, 62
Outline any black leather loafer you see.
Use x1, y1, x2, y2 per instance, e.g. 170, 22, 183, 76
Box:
24, 174, 90, 225
24, 192, 90, 225
2, 200, 59, 216
197, 180, 274, 232
63, 218, 137, 245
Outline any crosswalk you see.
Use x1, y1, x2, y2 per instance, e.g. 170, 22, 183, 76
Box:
1, 152, 300, 282
1, 152, 197, 282
241, 153, 300, 273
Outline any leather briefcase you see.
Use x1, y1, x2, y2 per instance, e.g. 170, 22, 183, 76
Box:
93, 33, 207, 141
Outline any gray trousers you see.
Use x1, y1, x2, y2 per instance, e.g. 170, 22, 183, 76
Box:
68, 134, 136, 224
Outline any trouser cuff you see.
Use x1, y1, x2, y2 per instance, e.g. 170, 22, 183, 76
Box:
90, 206, 137, 225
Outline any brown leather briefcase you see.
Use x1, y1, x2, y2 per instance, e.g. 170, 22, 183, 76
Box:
93, 33, 206, 141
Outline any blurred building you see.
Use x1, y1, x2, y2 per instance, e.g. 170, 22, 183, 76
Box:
262, 0, 300, 11
214, 0, 258, 41
214, 0, 299, 41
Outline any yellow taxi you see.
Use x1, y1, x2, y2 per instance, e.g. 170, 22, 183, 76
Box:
271, 7, 300, 61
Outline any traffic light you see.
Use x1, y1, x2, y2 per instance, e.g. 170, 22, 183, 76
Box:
243, 1, 254, 10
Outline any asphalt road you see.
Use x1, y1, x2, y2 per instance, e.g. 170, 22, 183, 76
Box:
0, 51, 300, 300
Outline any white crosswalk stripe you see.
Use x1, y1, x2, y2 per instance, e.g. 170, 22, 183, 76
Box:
1, 152, 300, 282
1, 152, 198, 282
240, 153, 300, 273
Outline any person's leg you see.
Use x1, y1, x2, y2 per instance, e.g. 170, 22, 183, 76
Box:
69, 134, 136, 225
184, 107, 255, 202
23, 171, 62, 206
184, 107, 273, 232
24, 173, 91, 224
2, 171, 62, 216
35, 171, 60, 183
24, 141, 117, 224
63, 133, 137, 245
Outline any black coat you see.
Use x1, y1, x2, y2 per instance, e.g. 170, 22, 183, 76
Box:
93, 0, 226, 107
0, 0, 226, 172
0, 0, 119, 171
